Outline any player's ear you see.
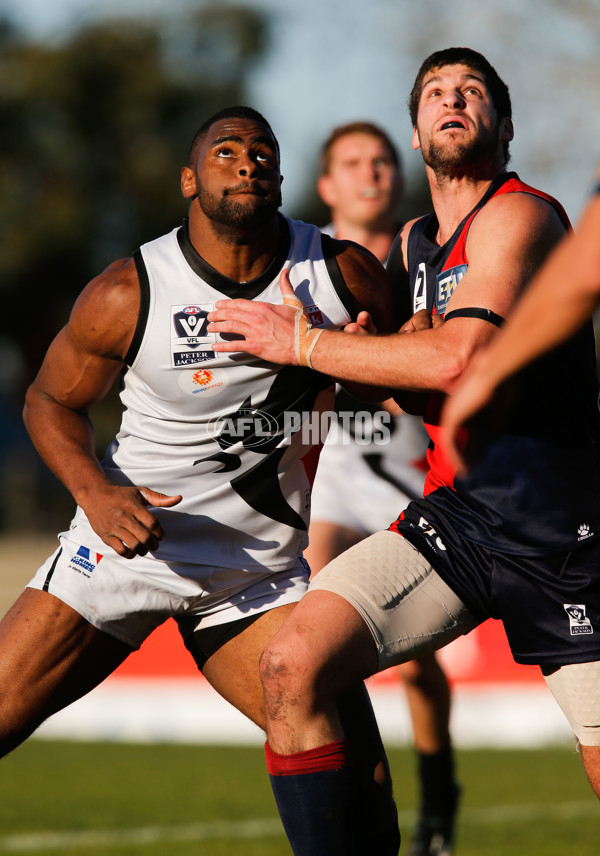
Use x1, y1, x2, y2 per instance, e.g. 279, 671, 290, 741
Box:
181, 166, 197, 199
411, 127, 421, 152
499, 117, 514, 143
317, 174, 336, 207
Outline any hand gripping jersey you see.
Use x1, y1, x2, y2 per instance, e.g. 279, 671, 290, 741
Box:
392, 172, 600, 555
69, 216, 356, 573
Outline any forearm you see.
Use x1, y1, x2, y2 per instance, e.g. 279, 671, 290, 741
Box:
309, 328, 460, 392
23, 392, 109, 507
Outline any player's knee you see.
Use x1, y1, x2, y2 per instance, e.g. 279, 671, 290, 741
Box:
260, 634, 317, 715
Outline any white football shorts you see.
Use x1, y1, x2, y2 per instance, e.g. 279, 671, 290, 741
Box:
26, 531, 309, 650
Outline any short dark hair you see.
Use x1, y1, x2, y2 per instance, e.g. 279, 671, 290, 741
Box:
188, 105, 280, 166
320, 121, 401, 176
408, 47, 512, 127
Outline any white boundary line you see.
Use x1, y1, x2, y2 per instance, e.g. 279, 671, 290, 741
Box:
1, 802, 597, 852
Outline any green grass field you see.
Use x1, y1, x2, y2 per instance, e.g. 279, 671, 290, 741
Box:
0, 740, 597, 855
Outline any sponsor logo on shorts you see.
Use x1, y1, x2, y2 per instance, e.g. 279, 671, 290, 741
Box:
564, 603, 594, 635
417, 516, 447, 552
577, 523, 593, 541
68, 546, 103, 578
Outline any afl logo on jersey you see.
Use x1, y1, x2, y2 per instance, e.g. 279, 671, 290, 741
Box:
183, 306, 201, 314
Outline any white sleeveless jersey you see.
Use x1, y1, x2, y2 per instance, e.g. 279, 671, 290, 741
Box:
70, 216, 355, 572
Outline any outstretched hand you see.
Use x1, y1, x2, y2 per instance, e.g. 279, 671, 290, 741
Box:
208, 270, 301, 365
80, 483, 182, 559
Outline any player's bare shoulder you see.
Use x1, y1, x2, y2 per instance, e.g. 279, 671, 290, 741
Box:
469, 190, 567, 264
68, 257, 141, 361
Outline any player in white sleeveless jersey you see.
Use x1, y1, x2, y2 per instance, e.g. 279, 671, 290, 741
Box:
0, 107, 400, 853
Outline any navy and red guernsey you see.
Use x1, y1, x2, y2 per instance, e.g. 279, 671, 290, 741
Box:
389, 172, 600, 556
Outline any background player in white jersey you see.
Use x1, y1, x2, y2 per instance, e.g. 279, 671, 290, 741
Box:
307, 120, 460, 856
0, 106, 401, 853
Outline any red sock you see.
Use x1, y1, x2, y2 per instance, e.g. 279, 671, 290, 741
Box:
265, 739, 350, 776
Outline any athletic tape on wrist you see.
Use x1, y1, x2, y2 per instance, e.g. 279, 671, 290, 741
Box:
283, 292, 324, 369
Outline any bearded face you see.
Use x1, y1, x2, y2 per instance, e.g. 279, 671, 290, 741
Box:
195, 180, 282, 230
421, 119, 502, 178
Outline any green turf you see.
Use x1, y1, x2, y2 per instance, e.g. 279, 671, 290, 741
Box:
0, 740, 597, 855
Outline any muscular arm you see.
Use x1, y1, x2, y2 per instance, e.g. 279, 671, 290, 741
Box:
23, 258, 181, 557
210, 192, 567, 392
440, 192, 600, 467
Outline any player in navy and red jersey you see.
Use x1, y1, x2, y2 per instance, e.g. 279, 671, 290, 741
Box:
208, 47, 600, 850
307, 121, 460, 856
442, 164, 600, 471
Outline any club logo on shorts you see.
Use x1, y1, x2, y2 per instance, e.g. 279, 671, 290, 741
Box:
68, 546, 103, 578
577, 523, 593, 541
564, 603, 593, 635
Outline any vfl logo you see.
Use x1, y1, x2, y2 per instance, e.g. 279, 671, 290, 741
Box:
173, 306, 210, 347
436, 264, 467, 314
564, 604, 593, 635
171, 302, 218, 367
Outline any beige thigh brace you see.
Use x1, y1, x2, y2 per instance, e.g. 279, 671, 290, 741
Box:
308, 529, 480, 671
543, 662, 600, 746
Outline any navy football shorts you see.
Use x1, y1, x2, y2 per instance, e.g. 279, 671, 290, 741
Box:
391, 502, 600, 666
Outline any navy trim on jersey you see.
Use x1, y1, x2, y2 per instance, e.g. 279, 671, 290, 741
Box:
176, 216, 292, 299
320, 234, 360, 321
125, 250, 151, 367
43, 548, 62, 592
444, 307, 505, 328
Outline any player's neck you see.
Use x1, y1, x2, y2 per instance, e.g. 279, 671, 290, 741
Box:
428, 169, 503, 246
187, 206, 281, 282
331, 218, 397, 265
